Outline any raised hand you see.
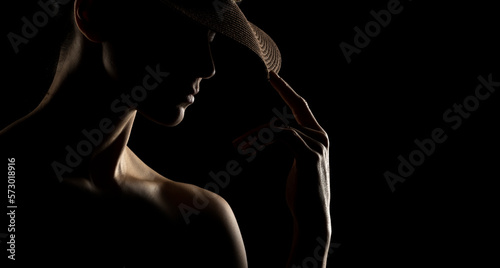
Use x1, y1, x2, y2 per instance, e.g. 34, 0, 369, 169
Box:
269, 71, 332, 267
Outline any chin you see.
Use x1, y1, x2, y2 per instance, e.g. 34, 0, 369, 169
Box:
138, 106, 187, 127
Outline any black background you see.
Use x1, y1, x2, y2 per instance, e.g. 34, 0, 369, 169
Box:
2, 0, 499, 267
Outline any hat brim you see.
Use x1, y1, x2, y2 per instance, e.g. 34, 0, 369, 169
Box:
159, 0, 281, 75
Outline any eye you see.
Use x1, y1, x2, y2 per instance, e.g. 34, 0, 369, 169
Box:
208, 30, 216, 43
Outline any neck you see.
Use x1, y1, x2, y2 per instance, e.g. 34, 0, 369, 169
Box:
28, 35, 138, 191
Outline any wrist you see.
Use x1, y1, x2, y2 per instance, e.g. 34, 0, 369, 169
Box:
292, 211, 331, 237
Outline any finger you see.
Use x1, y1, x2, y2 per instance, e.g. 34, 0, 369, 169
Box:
232, 123, 275, 149
287, 126, 328, 153
298, 126, 330, 148
269, 71, 324, 131
274, 127, 322, 160
232, 121, 328, 154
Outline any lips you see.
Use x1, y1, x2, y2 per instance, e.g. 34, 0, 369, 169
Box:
178, 79, 201, 104
191, 78, 202, 95
152, 77, 201, 105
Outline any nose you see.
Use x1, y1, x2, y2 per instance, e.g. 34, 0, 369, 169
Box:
200, 44, 216, 79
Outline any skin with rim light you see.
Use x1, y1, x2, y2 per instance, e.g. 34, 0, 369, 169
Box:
0, 0, 331, 267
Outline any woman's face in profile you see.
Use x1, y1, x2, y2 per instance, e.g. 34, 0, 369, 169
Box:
95, 1, 216, 126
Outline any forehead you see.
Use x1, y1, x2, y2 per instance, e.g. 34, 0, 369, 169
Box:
115, 1, 206, 31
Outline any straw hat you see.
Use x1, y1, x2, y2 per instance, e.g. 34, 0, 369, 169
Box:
160, 0, 282, 74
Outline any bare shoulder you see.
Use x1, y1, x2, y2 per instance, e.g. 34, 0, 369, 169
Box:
120, 148, 248, 267
125, 169, 244, 237
120, 148, 235, 224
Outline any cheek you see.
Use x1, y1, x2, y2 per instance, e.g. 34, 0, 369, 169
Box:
103, 35, 180, 86
103, 42, 148, 84
102, 21, 167, 81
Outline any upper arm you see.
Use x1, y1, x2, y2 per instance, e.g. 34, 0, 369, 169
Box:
185, 191, 248, 268
122, 182, 248, 267
156, 182, 248, 268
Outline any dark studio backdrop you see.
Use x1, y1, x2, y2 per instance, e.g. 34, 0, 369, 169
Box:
1, 0, 499, 267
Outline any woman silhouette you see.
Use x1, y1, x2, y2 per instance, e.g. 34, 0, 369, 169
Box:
0, 0, 331, 267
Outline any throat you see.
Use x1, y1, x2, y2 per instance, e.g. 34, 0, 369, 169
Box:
82, 112, 138, 193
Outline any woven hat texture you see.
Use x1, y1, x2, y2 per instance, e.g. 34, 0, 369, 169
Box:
160, 0, 282, 73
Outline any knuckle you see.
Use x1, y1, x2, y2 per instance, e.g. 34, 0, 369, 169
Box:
296, 95, 309, 108
318, 142, 329, 155
312, 151, 323, 161
322, 131, 330, 147
315, 129, 329, 148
